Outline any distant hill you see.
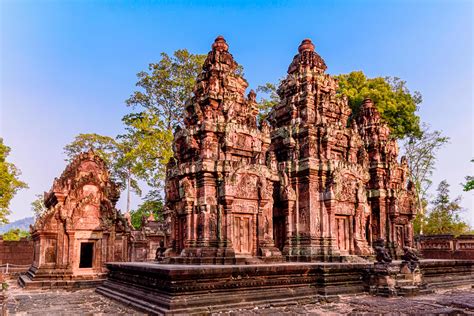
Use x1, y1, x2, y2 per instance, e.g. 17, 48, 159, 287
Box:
0, 217, 35, 234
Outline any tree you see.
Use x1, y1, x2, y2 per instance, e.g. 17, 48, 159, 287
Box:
119, 111, 174, 201
462, 159, 474, 192
63, 133, 141, 212
125, 49, 207, 130
31, 194, 47, 219
335, 71, 422, 138
129, 199, 164, 229
423, 180, 471, 235
402, 124, 449, 234
256, 82, 280, 122
1, 228, 30, 241
122, 49, 206, 203
0, 138, 28, 224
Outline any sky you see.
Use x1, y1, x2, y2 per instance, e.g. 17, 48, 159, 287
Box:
0, 0, 473, 225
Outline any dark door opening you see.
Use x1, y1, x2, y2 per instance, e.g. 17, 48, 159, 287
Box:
79, 242, 94, 268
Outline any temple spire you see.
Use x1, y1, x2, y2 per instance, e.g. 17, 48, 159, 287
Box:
212, 35, 229, 51
298, 38, 315, 53
287, 38, 327, 74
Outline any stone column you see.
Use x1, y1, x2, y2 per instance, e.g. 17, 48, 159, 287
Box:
184, 202, 193, 248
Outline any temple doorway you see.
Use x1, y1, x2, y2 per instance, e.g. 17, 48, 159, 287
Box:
79, 242, 94, 268
335, 216, 350, 253
273, 215, 286, 251
233, 215, 252, 255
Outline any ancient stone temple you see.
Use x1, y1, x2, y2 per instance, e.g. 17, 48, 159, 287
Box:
97, 37, 474, 314
20, 150, 131, 288
165, 36, 281, 262
164, 36, 418, 262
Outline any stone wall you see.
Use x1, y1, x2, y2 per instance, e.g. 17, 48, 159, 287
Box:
0, 236, 34, 265
417, 235, 474, 260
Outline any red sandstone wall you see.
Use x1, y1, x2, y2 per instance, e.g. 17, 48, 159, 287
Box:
417, 235, 474, 260
0, 237, 34, 265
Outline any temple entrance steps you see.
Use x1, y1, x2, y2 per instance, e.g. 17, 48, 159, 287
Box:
394, 273, 433, 297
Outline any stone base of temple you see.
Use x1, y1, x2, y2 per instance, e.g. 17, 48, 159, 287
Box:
18, 265, 106, 289
96, 259, 474, 314
97, 261, 369, 314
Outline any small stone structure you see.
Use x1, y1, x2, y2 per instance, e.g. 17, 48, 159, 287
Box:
164, 36, 417, 263
127, 214, 167, 262
19, 151, 131, 288
417, 234, 474, 260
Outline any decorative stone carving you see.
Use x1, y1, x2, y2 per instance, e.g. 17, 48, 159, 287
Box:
20, 150, 131, 288
163, 37, 417, 263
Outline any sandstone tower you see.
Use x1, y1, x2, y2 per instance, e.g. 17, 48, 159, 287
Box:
164, 37, 417, 262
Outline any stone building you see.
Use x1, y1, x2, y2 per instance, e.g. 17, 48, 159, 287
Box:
164, 36, 417, 262
166, 36, 281, 262
127, 213, 167, 261
20, 151, 131, 288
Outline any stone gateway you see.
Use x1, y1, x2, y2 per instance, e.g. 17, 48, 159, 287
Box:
19, 151, 131, 288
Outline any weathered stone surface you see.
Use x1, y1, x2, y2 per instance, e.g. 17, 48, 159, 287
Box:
417, 234, 474, 260
7, 280, 474, 315
19, 150, 131, 289
163, 36, 417, 263
97, 261, 371, 314
96, 259, 474, 314
165, 36, 281, 262
5, 279, 144, 315
0, 237, 33, 266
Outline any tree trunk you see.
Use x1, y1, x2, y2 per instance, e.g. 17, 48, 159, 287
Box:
126, 169, 131, 213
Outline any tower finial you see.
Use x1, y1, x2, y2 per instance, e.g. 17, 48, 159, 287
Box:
212, 35, 229, 51
298, 38, 315, 53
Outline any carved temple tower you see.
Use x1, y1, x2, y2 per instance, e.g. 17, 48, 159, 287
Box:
269, 39, 372, 261
165, 36, 281, 262
165, 37, 417, 263
357, 98, 417, 256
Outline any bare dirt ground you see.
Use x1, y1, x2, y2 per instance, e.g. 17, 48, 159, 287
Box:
2, 278, 474, 315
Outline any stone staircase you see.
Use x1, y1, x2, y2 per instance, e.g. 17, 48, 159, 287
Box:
395, 273, 433, 297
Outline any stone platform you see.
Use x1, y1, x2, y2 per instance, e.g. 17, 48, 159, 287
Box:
18, 265, 106, 289
96, 259, 474, 315
97, 261, 370, 314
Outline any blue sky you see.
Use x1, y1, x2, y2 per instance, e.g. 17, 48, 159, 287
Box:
1, 0, 473, 224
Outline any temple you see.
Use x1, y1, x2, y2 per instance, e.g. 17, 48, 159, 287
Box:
164, 36, 418, 262
19, 151, 131, 288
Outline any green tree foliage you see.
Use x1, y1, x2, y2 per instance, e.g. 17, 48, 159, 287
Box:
64, 49, 206, 216
423, 180, 471, 236
125, 49, 207, 130
123, 49, 206, 201
402, 124, 449, 234
462, 159, 474, 192
31, 194, 47, 219
335, 71, 422, 138
119, 112, 173, 200
129, 199, 164, 229
1, 228, 30, 241
256, 82, 280, 122
0, 138, 28, 224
